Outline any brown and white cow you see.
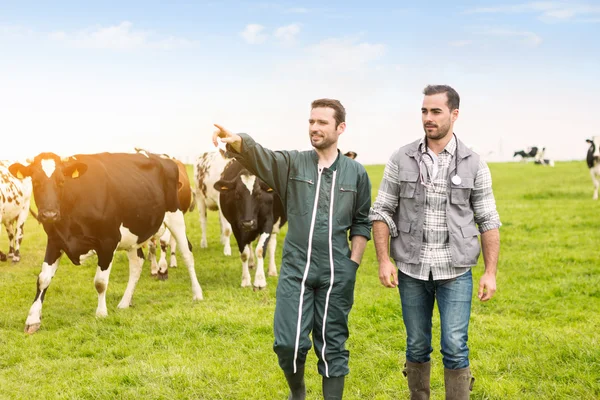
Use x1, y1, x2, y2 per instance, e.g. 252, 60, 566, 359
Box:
9, 152, 203, 334
214, 160, 286, 289
586, 136, 600, 200
0, 160, 33, 263
344, 151, 357, 160
194, 150, 234, 255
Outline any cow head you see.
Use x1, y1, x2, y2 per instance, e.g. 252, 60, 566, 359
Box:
214, 171, 274, 232
586, 137, 600, 168
344, 151, 357, 160
9, 153, 88, 224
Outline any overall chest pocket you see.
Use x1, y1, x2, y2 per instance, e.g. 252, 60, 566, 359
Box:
288, 176, 314, 216
336, 184, 357, 228
399, 171, 419, 198
450, 178, 474, 205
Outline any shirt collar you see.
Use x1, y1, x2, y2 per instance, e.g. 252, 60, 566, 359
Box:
419, 134, 457, 156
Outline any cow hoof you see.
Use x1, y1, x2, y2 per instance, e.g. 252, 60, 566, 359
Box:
169, 264, 177, 268
24, 323, 41, 334
157, 271, 169, 281
253, 286, 265, 292
0, 254, 6, 262
224, 248, 232, 256
268, 271, 278, 277
150, 272, 158, 277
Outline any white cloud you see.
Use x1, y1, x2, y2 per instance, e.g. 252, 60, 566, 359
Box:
49, 21, 197, 50
465, 2, 600, 22
240, 24, 267, 44
479, 28, 543, 46
449, 39, 473, 47
274, 23, 301, 46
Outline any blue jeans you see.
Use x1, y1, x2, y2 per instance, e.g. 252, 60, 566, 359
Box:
397, 269, 473, 370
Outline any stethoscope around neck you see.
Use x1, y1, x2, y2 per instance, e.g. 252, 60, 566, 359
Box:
420, 132, 462, 187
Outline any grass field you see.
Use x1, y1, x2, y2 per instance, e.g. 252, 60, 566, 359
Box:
0, 161, 599, 399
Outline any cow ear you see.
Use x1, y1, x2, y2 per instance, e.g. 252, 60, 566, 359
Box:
214, 179, 233, 192
258, 180, 273, 192
63, 162, 88, 179
8, 163, 31, 180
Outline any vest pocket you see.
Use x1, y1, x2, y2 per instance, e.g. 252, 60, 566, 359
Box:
450, 178, 474, 205
288, 176, 313, 216
399, 171, 419, 198
460, 224, 481, 264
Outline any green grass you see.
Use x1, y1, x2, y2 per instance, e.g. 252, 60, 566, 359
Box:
1, 161, 599, 399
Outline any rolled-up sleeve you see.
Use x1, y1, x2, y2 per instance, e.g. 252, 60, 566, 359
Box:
369, 153, 401, 237
471, 160, 502, 233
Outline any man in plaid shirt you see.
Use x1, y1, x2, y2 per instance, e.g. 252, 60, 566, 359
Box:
369, 85, 501, 400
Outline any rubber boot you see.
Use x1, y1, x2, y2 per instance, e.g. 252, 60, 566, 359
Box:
402, 361, 431, 400
322, 375, 345, 400
444, 367, 474, 400
284, 365, 306, 400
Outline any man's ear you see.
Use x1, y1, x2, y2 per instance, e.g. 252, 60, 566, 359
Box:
62, 162, 88, 179
451, 108, 459, 123
8, 163, 31, 180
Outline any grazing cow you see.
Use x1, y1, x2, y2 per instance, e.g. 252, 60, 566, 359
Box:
586, 136, 600, 200
214, 160, 287, 289
0, 160, 33, 263
344, 151, 357, 160
9, 152, 203, 334
531, 148, 555, 167
194, 150, 234, 255
513, 146, 542, 160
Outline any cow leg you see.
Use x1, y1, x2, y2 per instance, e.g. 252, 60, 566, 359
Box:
197, 193, 209, 248
168, 234, 177, 268
148, 238, 160, 276
25, 247, 63, 334
267, 233, 278, 276
5, 221, 16, 260
248, 242, 256, 269
0, 223, 6, 262
164, 210, 203, 301
94, 250, 116, 318
253, 232, 271, 290
591, 169, 599, 200
219, 206, 232, 256
117, 248, 145, 309
240, 244, 252, 287
11, 206, 29, 263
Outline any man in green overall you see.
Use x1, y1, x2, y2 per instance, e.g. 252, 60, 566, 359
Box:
212, 99, 372, 399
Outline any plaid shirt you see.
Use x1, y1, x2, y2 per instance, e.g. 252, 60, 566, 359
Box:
370, 136, 501, 281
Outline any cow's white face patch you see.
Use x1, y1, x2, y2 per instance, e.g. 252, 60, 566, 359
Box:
241, 175, 256, 195
41, 159, 56, 178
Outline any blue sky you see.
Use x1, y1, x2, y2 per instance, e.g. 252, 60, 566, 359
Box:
1, 1, 599, 164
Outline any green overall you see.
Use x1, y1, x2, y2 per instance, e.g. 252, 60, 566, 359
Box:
227, 134, 371, 377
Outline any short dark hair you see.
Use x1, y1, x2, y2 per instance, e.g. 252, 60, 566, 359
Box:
311, 98, 346, 128
423, 85, 460, 111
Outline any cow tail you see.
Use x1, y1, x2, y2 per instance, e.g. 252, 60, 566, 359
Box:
188, 190, 197, 213
29, 208, 40, 223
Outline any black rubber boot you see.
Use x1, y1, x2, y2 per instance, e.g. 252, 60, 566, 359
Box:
322, 375, 345, 400
284, 364, 306, 400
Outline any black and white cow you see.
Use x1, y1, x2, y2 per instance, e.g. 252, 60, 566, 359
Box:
0, 160, 33, 263
514, 146, 542, 160
586, 136, 600, 200
194, 150, 234, 255
214, 160, 286, 289
9, 152, 203, 334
